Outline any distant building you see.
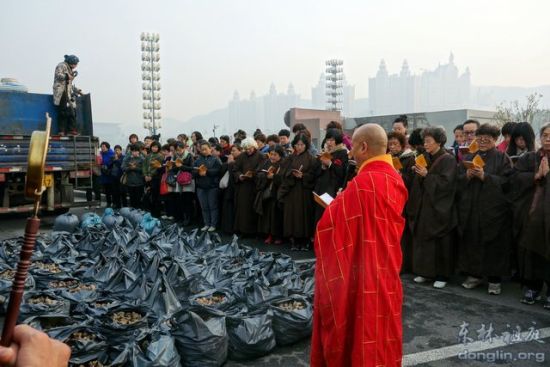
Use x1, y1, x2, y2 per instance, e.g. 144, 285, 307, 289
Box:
227, 82, 308, 135
368, 54, 471, 115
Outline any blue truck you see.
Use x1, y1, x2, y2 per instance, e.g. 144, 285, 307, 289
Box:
0, 88, 99, 213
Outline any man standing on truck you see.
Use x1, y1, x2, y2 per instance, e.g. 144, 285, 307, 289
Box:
52, 54, 82, 136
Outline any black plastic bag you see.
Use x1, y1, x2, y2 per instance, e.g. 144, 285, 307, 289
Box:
59, 282, 98, 303
133, 333, 182, 367
172, 308, 228, 367
48, 324, 108, 364
20, 291, 71, 319
227, 308, 276, 361
98, 306, 150, 341
73, 297, 122, 318
23, 314, 84, 333
189, 288, 235, 312
245, 282, 287, 309
269, 295, 313, 346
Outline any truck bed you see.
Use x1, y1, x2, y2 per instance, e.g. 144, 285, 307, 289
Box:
0, 135, 97, 171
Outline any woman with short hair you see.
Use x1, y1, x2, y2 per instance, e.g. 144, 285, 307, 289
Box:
457, 123, 513, 295
407, 127, 458, 288
278, 133, 317, 250
233, 138, 266, 235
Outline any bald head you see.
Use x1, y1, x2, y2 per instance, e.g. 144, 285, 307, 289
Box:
353, 123, 388, 156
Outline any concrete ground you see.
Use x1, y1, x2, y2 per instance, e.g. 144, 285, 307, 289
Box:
1, 207, 549, 366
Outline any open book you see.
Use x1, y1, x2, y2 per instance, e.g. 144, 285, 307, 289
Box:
313, 192, 334, 209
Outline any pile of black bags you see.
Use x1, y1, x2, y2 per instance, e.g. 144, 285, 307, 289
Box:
0, 208, 315, 366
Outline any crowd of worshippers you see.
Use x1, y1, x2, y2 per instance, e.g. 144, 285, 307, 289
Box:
94, 117, 550, 309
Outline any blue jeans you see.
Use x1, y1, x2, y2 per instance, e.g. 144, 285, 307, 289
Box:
197, 188, 219, 227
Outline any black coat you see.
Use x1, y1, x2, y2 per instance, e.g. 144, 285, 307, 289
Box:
456, 148, 513, 276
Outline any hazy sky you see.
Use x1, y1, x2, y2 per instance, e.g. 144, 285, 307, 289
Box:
2, 0, 550, 127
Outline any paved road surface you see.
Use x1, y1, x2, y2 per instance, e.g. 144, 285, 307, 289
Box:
1, 208, 548, 366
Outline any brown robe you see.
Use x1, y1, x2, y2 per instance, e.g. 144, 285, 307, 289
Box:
406, 149, 457, 278
256, 160, 284, 237
395, 151, 415, 273
278, 151, 316, 239
511, 150, 550, 282
456, 148, 513, 278
233, 150, 265, 234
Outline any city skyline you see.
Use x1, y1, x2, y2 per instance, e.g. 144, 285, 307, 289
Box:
2, 0, 550, 132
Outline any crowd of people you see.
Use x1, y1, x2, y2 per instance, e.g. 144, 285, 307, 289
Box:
94, 117, 550, 309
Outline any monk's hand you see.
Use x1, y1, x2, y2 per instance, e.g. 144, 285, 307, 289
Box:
414, 165, 427, 177
267, 172, 274, 179
466, 168, 475, 179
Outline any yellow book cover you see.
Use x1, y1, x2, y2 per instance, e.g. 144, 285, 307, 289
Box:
415, 154, 427, 168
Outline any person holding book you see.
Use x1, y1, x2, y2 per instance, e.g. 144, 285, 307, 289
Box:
313, 128, 349, 224
311, 123, 408, 367
406, 127, 458, 289
256, 145, 286, 244
457, 123, 513, 295
193, 140, 222, 232
278, 133, 317, 251
233, 138, 265, 236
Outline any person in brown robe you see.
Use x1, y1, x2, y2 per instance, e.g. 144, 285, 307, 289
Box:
388, 132, 416, 273
511, 123, 550, 308
313, 128, 349, 224
278, 133, 316, 251
233, 138, 265, 236
406, 127, 457, 289
220, 144, 242, 234
256, 145, 286, 244
456, 124, 513, 295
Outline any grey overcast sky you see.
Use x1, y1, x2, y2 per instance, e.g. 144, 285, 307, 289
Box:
2, 0, 549, 125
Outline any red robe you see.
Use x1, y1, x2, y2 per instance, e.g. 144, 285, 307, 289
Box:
311, 156, 408, 367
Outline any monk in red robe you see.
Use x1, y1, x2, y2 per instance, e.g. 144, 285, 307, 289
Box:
311, 123, 408, 367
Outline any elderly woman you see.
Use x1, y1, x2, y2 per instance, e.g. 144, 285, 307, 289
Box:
406, 127, 457, 288
233, 137, 265, 235
457, 123, 513, 295
313, 128, 349, 223
278, 133, 317, 251
511, 124, 550, 308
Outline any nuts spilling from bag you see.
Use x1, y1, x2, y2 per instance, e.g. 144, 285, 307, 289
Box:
0, 269, 15, 280
111, 311, 142, 325
196, 294, 226, 306
49, 279, 79, 289
68, 283, 96, 293
28, 296, 58, 305
93, 300, 112, 308
35, 261, 61, 273
277, 300, 306, 311
69, 331, 96, 343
